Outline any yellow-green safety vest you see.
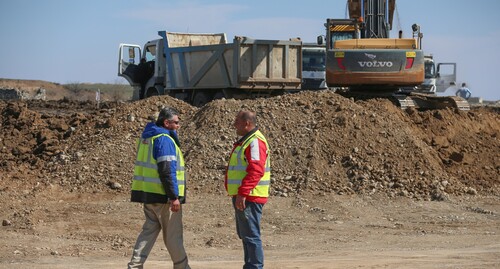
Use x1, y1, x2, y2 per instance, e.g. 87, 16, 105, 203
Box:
132, 133, 185, 197
227, 130, 270, 197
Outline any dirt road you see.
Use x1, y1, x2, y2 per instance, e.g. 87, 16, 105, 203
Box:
1, 192, 499, 268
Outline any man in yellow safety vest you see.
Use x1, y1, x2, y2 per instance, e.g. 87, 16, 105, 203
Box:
128, 107, 190, 269
225, 110, 271, 269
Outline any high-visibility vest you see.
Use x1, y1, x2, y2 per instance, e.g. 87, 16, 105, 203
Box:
132, 133, 185, 198
226, 130, 270, 197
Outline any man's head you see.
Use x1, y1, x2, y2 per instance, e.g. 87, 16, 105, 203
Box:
156, 107, 180, 130
462, 82, 466, 87
233, 110, 256, 136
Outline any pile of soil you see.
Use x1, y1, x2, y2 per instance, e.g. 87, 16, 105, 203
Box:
1, 90, 498, 201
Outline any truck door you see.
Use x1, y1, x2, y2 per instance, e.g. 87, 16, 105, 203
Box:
435, 63, 456, 92
118, 44, 142, 86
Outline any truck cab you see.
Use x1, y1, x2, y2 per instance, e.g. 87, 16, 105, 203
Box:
119, 31, 302, 106
415, 55, 456, 93
118, 40, 166, 99
301, 44, 327, 90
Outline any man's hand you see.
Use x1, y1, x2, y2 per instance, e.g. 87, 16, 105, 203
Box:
235, 194, 246, 211
170, 199, 181, 212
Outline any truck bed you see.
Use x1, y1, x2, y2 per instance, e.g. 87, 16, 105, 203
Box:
159, 31, 302, 92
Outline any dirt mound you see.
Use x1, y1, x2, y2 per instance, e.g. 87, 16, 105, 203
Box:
1, 90, 498, 201
183, 91, 499, 200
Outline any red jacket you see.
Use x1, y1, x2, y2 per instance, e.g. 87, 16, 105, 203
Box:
225, 129, 269, 204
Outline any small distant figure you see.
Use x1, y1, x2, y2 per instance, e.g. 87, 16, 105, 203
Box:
95, 89, 101, 108
455, 83, 472, 100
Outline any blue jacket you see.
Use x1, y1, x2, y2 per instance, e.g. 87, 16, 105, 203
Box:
456, 87, 471, 99
132, 122, 183, 203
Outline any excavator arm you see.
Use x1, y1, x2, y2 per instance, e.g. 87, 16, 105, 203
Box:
347, 0, 396, 38
348, 0, 395, 24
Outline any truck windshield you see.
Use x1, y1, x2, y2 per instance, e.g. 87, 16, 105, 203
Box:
425, 61, 436, 78
145, 45, 156, 62
303, 50, 325, 72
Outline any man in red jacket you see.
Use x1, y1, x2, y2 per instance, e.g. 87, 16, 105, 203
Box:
225, 110, 271, 269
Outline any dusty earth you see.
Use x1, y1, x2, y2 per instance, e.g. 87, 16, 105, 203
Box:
0, 82, 499, 268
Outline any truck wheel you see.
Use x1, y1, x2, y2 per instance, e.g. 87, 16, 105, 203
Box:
271, 90, 285, 96
213, 91, 225, 100
192, 92, 211, 107
145, 87, 159, 98
139, 86, 146, 99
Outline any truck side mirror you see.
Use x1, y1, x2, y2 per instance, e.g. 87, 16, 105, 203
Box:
317, 35, 324, 45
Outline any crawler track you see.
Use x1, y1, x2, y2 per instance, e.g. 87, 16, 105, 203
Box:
338, 91, 470, 110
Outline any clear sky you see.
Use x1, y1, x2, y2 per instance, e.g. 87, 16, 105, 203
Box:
1, 0, 499, 100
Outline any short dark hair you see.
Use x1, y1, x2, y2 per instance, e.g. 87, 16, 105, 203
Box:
462, 83, 466, 87
239, 110, 257, 125
156, 107, 179, 126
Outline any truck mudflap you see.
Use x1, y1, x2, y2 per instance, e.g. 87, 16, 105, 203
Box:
393, 92, 470, 111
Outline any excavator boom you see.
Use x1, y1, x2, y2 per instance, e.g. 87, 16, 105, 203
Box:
347, 0, 395, 38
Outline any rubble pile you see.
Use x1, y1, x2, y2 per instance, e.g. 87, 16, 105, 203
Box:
0, 87, 46, 100
1, 90, 499, 200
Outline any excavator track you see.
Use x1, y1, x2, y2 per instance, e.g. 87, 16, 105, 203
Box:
338, 91, 470, 111
392, 94, 416, 110
403, 92, 470, 111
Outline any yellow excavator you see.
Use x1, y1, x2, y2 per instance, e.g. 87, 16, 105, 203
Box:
319, 0, 469, 110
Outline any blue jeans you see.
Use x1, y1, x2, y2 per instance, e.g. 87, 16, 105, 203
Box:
232, 197, 264, 269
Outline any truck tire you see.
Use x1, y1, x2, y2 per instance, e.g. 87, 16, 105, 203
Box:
139, 86, 146, 99
192, 92, 211, 107
213, 91, 225, 100
145, 87, 159, 98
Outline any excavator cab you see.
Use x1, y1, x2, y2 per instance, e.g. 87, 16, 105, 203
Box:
325, 19, 359, 50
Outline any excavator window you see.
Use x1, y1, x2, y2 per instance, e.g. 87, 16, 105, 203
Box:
330, 31, 355, 49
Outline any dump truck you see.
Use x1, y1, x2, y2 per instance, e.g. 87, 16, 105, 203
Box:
118, 31, 302, 106
319, 0, 469, 110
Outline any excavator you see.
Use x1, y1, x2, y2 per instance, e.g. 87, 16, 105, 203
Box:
319, 0, 469, 110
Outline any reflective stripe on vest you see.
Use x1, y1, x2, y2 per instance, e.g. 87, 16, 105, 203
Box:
227, 130, 270, 197
132, 133, 185, 196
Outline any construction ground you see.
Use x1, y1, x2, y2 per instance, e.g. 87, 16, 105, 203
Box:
0, 80, 499, 268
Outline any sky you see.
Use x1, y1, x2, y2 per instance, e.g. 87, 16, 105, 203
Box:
1, 0, 499, 101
